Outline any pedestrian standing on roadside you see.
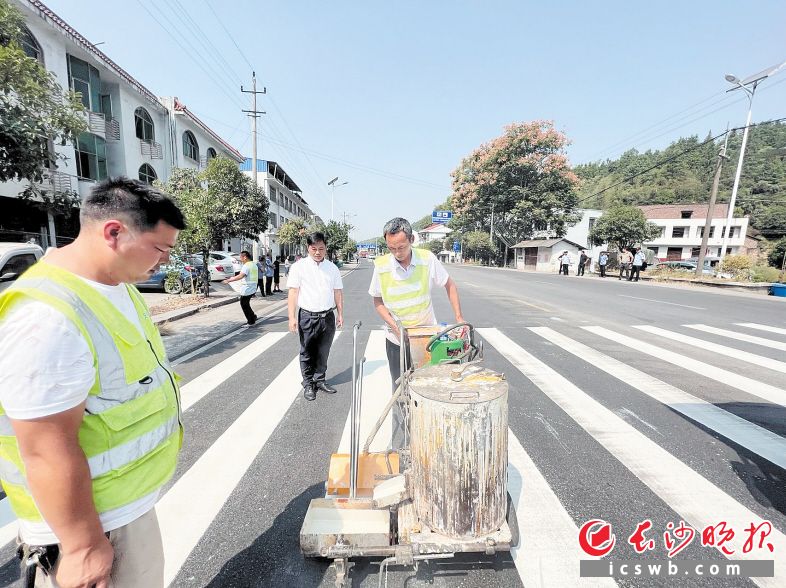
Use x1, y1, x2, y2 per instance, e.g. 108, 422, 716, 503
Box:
273, 256, 282, 292
264, 255, 274, 295
578, 250, 588, 276
619, 247, 632, 280
599, 251, 608, 277
256, 255, 266, 297
284, 256, 291, 276
558, 250, 571, 275
288, 232, 344, 401
223, 250, 258, 326
0, 177, 185, 587
629, 248, 645, 282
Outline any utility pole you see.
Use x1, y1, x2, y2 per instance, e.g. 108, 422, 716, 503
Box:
490, 203, 495, 243
696, 129, 730, 278
242, 72, 266, 260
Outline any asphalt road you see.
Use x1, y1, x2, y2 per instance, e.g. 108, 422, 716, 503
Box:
0, 259, 784, 588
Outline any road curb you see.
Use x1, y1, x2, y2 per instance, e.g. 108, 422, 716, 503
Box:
153, 295, 239, 325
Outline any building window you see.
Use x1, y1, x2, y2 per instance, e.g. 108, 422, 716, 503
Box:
681, 210, 693, 219
280, 215, 285, 227
269, 213, 277, 228
698, 225, 715, 238
138, 164, 157, 185
134, 107, 154, 142
75, 133, 107, 180
67, 55, 101, 112
269, 187, 277, 203
206, 147, 217, 161
20, 27, 42, 62
671, 226, 687, 238
588, 217, 597, 233
182, 131, 199, 161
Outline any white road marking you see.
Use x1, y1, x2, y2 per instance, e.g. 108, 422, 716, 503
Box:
337, 330, 393, 452
179, 332, 287, 411
530, 327, 786, 470
618, 294, 705, 310
685, 324, 786, 352
584, 326, 786, 409
634, 325, 786, 375
735, 323, 786, 337
480, 328, 786, 587
507, 430, 617, 587
0, 499, 17, 547
159, 333, 341, 585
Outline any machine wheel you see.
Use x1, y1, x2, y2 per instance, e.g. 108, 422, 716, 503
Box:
507, 492, 520, 548
164, 278, 184, 295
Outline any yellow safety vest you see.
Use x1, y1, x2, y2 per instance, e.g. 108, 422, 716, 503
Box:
0, 261, 183, 523
374, 248, 432, 327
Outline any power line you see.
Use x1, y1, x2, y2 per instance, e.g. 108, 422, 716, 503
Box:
200, 0, 254, 72
577, 117, 786, 204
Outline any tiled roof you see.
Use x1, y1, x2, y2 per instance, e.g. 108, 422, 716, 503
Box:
638, 204, 731, 219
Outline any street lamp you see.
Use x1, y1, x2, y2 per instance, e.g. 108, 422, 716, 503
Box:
327, 176, 348, 221
720, 60, 786, 259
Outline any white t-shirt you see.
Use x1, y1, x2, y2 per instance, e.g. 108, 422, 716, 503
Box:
0, 275, 158, 545
239, 261, 258, 296
287, 256, 343, 312
368, 251, 449, 343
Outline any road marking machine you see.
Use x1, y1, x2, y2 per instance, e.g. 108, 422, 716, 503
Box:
300, 321, 519, 587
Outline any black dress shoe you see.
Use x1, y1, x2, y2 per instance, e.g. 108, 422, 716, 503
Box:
315, 382, 337, 394
303, 385, 316, 401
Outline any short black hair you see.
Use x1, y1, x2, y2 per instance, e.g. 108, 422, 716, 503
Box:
239, 250, 251, 260
306, 231, 327, 246
80, 176, 186, 231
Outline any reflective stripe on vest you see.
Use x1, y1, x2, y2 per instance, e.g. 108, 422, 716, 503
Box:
0, 261, 183, 522
374, 249, 431, 327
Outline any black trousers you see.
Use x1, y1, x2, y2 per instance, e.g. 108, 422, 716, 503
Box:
600, 264, 606, 277
560, 264, 569, 275
619, 264, 629, 280
629, 265, 641, 281
578, 262, 586, 276
298, 309, 336, 386
265, 276, 273, 295
257, 279, 266, 297
239, 294, 257, 324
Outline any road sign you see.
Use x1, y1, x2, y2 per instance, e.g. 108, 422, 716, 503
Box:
453, 240, 460, 252
432, 210, 452, 224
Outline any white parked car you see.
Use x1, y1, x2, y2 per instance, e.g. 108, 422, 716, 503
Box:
0, 243, 44, 293
186, 254, 235, 281
210, 251, 242, 275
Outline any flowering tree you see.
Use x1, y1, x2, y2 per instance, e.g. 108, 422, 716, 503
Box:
450, 121, 581, 261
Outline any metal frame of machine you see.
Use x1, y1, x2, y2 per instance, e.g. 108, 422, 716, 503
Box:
299, 321, 519, 587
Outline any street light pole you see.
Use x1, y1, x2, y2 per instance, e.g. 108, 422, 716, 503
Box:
327, 177, 349, 221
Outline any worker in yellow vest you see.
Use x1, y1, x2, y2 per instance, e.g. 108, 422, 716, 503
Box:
368, 217, 465, 388
0, 178, 185, 587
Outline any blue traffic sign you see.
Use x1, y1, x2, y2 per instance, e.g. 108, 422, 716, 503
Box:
432, 210, 452, 224
453, 240, 460, 252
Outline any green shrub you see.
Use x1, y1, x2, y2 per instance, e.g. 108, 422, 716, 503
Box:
750, 265, 781, 283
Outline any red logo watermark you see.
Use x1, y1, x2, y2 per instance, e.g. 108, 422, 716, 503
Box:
578, 519, 616, 557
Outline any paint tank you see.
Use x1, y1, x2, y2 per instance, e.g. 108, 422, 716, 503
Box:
408, 363, 508, 539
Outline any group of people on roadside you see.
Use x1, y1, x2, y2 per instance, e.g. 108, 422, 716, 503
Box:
559, 247, 647, 281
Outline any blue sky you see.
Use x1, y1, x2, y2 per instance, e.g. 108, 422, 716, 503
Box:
43, 1, 786, 238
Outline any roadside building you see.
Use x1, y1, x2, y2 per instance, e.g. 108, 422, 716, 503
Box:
512, 238, 584, 272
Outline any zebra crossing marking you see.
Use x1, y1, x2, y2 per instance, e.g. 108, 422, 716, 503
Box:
158, 333, 341, 585
685, 324, 786, 352
530, 327, 786, 471
634, 325, 786, 374
480, 327, 786, 587
735, 323, 786, 337
583, 326, 786, 409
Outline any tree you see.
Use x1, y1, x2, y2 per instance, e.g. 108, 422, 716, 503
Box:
323, 220, 353, 260
754, 205, 786, 239
768, 237, 786, 269
1, 0, 86, 209
278, 217, 308, 249
418, 240, 443, 255
160, 157, 268, 295
588, 205, 661, 251
450, 121, 581, 262
461, 231, 496, 264
341, 238, 357, 261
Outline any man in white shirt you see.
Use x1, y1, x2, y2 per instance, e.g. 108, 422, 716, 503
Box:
0, 177, 185, 587
369, 217, 464, 388
222, 250, 258, 326
287, 231, 344, 401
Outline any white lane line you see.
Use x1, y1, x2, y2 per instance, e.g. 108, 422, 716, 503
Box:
530, 327, 786, 470
179, 332, 287, 411
507, 430, 617, 587
0, 499, 17, 547
337, 330, 392, 453
634, 325, 786, 375
159, 332, 341, 585
171, 301, 288, 367
736, 323, 786, 337
480, 328, 786, 587
618, 294, 705, 310
584, 326, 786, 409
685, 324, 786, 352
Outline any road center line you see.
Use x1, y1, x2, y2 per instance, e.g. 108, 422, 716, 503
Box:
618, 294, 705, 309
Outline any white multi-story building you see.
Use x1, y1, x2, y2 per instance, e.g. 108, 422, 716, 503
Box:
239, 159, 321, 260
638, 204, 754, 260
1, 0, 243, 247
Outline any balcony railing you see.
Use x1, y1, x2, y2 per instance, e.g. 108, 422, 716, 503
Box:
105, 117, 120, 141
140, 139, 163, 160
86, 111, 106, 139
42, 170, 74, 194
